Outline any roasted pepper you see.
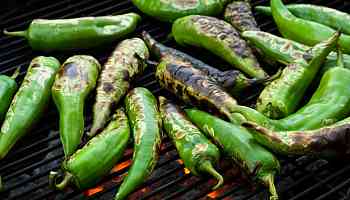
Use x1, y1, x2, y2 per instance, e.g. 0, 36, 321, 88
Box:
132, 0, 228, 22
270, 0, 350, 54
89, 38, 149, 137
0, 67, 20, 121
186, 109, 280, 200
224, 1, 259, 32
159, 97, 223, 190
115, 87, 161, 200
49, 108, 130, 190
52, 55, 100, 157
3, 13, 141, 52
172, 15, 268, 79
256, 4, 350, 35
256, 32, 338, 119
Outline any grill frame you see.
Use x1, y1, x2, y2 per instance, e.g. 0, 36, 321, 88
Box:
1, 0, 350, 199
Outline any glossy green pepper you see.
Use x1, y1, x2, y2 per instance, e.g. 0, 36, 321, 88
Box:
186, 109, 280, 200
0, 67, 20, 121
3, 13, 141, 52
270, 0, 350, 54
159, 97, 223, 190
256, 32, 338, 119
224, 1, 259, 32
172, 15, 268, 79
89, 38, 149, 137
115, 87, 161, 200
52, 55, 100, 157
132, 0, 228, 22
49, 108, 130, 190
256, 4, 350, 35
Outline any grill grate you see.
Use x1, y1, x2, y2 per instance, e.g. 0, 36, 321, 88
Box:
1, 0, 350, 199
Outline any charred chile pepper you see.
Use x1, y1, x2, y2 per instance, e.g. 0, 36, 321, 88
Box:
0, 67, 20, 121
132, 0, 228, 22
159, 97, 223, 189
89, 38, 149, 137
142, 31, 270, 97
256, 32, 338, 119
186, 109, 280, 200
52, 55, 100, 157
3, 13, 140, 52
224, 1, 259, 32
49, 108, 130, 190
115, 87, 161, 200
270, 0, 350, 54
256, 4, 350, 35
172, 15, 268, 79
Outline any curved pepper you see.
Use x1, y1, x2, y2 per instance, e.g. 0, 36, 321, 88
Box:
256, 32, 338, 119
132, 0, 228, 22
186, 109, 280, 200
0, 67, 20, 121
115, 87, 161, 200
159, 97, 223, 189
172, 15, 268, 79
270, 0, 350, 54
52, 55, 100, 157
3, 13, 141, 52
89, 38, 149, 137
256, 4, 350, 35
49, 108, 130, 190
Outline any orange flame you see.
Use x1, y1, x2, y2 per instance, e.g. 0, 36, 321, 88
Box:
184, 168, 191, 174
110, 160, 132, 173
207, 191, 220, 199
177, 159, 184, 165
84, 186, 104, 196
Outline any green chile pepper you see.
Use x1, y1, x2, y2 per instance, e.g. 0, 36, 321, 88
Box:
132, 0, 228, 22
224, 1, 259, 32
270, 0, 350, 54
186, 109, 280, 200
256, 4, 350, 35
115, 87, 161, 200
3, 13, 140, 52
0, 67, 20, 121
172, 15, 268, 79
256, 32, 339, 119
142, 31, 271, 97
49, 108, 130, 190
89, 38, 149, 137
159, 97, 223, 190
52, 55, 100, 157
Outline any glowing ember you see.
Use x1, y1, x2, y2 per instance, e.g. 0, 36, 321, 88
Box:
84, 186, 104, 196
110, 160, 132, 173
184, 168, 191, 174
207, 191, 220, 199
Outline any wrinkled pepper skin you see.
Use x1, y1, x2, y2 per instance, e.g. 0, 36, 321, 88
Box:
4, 13, 140, 52
142, 31, 270, 97
256, 32, 338, 119
132, 0, 228, 22
52, 55, 100, 157
256, 4, 350, 35
271, 0, 350, 54
172, 15, 268, 79
115, 87, 161, 200
0, 68, 20, 121
186, 109, 280, 200
159, 97, 223, 189
0, 56, 60, 160
89, 38, 149, 137
224, 1, 259, 32
49, 108, 130, 190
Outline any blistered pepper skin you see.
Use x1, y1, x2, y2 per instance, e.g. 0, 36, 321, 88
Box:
186, 109, 280, 200
4, 13, 141, 52
49, 108, 130, 190
115, 87, 161, 200
172, 15, 267, 79
132, 0, 228, 22
224, 1, 259, 32
89, 38, 149, 137
0, 56, 60, 160
0, 69, 20, 121
52, 55, 100, 157
159, 97, 223, 189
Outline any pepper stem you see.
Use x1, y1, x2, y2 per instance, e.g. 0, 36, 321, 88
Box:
200, 160, 224, 190
262, 174, 279, 200
11, 66, 21, 79
49, 171, 73, 190
3, 30, 28, 38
